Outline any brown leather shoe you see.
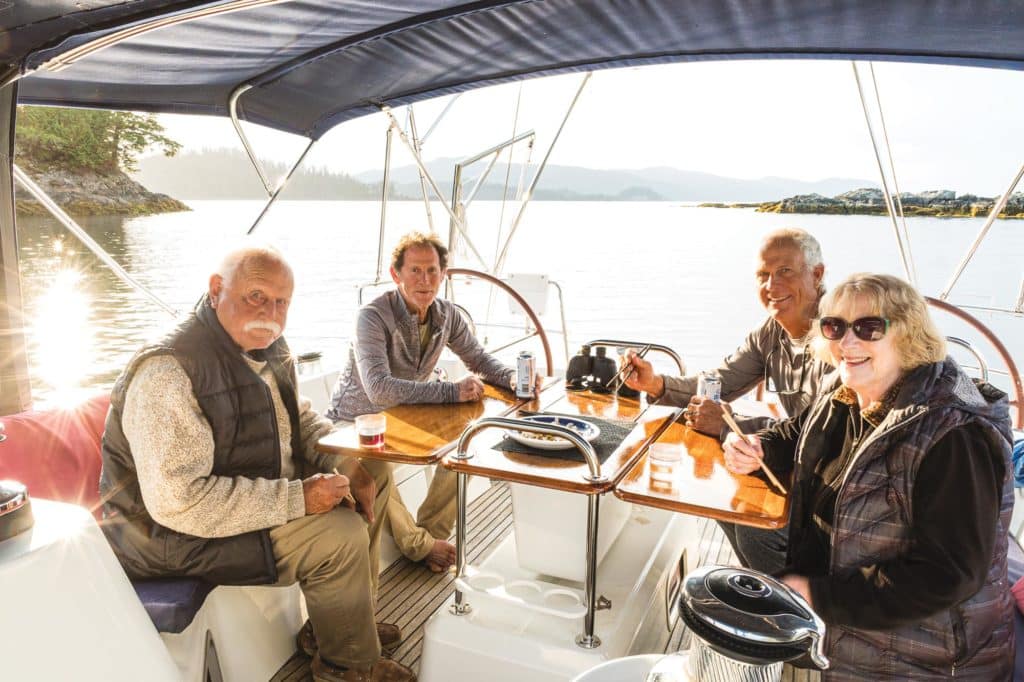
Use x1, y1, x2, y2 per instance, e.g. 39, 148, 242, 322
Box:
311, 653, 416, 682
298, 620, 403, 657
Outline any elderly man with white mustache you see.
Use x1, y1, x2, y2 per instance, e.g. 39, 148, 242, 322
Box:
100, 243, 416, 682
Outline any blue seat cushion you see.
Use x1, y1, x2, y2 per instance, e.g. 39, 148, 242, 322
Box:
131, 578, 215, 634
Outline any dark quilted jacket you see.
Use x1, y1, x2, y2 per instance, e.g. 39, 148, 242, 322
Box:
771, 359, 1014, 680
99, 297, 302, 584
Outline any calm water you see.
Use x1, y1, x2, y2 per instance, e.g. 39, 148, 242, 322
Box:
16, 200, 1024, 407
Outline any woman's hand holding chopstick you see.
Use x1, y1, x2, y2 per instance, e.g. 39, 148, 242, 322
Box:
723, 431, 788, 494
722, 432, 767, 476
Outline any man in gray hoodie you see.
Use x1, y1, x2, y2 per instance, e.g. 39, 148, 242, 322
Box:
327, 231, 538, 572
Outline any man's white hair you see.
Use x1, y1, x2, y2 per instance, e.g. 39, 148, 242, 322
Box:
215, 241, 292, 284
762, 227, 823, 269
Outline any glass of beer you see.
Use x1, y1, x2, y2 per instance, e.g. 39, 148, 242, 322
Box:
355, 413, 386, 449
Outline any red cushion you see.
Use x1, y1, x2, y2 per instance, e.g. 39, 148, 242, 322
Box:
0, 394, 110, 516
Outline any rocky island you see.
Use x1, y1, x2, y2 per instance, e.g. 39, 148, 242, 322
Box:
16, 163, 188, 217
15, 106, 189, 217
703, 188, 1024, 218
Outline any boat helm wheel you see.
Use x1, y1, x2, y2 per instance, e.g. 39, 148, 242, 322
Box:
925, 297, 1023, 429
446, 267, 553, 377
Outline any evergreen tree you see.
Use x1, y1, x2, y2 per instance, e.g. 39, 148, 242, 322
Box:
16, 106, 181, 173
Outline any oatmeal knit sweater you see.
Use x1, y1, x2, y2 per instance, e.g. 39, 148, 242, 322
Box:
122, 353, 334, 538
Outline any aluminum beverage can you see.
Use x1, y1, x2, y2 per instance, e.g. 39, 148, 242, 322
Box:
697, 370, 722, 403
516, 351, 536, 398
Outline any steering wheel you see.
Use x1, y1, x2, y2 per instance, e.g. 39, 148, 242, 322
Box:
926, 297, 1023, 429
445, 267, 553, 377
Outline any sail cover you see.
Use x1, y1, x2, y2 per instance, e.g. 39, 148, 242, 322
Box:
6, 0, 1024, 139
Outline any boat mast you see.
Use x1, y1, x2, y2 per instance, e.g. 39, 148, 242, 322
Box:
0, 81, 32, 414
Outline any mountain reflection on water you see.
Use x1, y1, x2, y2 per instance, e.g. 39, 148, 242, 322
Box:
15, 200, 1024, 408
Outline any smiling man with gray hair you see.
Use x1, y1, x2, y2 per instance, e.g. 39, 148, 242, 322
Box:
625, 227, 833, 575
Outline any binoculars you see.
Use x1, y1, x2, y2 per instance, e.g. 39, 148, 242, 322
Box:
565, 344, 639, 397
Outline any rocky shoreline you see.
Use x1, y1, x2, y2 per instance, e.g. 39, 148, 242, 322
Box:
15, 166, 189, 217
701, 188, 1024, 218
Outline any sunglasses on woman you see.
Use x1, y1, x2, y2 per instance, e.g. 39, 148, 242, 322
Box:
819, 316, 890, 341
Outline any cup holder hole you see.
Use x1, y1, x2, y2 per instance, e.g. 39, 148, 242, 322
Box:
467, 572, 503, 591
543, 589, 581, 609
506, 580, 542, 601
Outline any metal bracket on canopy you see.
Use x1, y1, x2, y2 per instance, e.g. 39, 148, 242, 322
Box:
228, 81, 319, 234
246, 137, 316, 234
229, 83, 274, 197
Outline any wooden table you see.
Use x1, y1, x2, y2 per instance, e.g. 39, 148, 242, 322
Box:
316, 378, 789, 647
315, 383, 534, 465
443, 383, 680, 494
614, 419, 789, 529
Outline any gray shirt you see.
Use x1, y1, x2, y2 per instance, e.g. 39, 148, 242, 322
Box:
659, 317, 833, 435
326, 290, 515, 422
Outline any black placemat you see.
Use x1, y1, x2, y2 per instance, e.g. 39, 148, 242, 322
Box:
494, 412, 635, 463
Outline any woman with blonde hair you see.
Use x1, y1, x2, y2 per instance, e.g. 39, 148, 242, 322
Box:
724, 273, 1014, 679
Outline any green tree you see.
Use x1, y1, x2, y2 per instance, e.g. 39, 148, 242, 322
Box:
16, 106, 181, 173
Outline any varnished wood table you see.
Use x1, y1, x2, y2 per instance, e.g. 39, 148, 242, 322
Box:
614, 419, 789, 529
315, 382, 540, 465
443, 383, 680, 493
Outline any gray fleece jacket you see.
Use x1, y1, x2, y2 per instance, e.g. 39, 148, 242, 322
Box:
659, 316, 833, 434
326, 290, 514, 422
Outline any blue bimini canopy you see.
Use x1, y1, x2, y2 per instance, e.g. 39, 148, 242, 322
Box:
6, 0, 1024, 139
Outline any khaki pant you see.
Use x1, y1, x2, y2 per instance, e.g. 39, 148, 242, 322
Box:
386, 463, 457, 561
270, 458, 391, 669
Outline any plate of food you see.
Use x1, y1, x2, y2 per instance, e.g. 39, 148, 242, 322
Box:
506, 415, 600, 451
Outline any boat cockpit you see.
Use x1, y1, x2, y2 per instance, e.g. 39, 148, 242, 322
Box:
3, 3, 1024, 681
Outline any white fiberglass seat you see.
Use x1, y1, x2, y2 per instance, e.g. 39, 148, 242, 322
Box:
159, 583, 304, 682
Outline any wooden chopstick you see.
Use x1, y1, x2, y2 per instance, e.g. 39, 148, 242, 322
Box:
719, 405, 788, 495
332, 467, 359, 506
608, 344, 652, 393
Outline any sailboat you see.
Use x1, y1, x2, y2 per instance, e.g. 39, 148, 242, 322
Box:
1, 2, 1022, 681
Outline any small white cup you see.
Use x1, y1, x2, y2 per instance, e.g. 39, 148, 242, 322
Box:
648, 443, 681, 485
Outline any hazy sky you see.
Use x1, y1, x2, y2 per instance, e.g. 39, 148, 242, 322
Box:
157, 59, 1024, 195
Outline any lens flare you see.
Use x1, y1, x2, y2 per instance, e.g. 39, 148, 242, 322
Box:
30, 269, 94, 397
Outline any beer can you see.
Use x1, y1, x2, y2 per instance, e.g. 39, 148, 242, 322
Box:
516, 350, 536, 398
697, 370, 722, 403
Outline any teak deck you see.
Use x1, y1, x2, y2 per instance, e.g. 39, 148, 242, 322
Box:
271, 481, 817, 681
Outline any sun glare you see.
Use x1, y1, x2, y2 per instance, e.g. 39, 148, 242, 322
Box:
30, 268, 94, 395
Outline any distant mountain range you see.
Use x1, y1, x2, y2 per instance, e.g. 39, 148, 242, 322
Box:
134, 149, 394, 201
134, 148, 877, 202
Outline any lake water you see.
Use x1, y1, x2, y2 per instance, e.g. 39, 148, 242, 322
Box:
15, 200, 1024, 407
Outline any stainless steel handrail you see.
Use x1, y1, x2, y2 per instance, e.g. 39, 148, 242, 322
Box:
585, 339, 685, 374
946, 336, 989, 381
448, 416, 606, 647
450, 416, 602, 482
